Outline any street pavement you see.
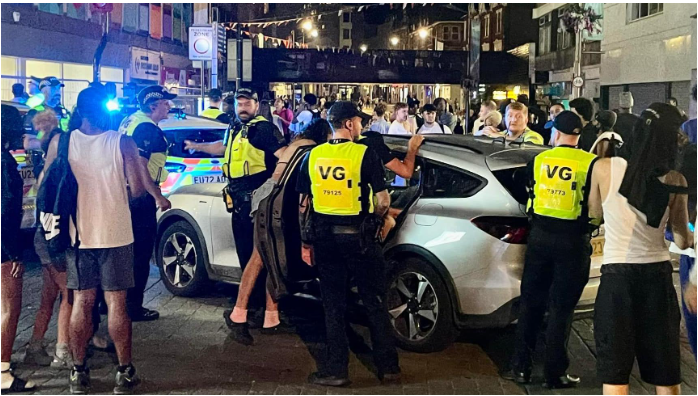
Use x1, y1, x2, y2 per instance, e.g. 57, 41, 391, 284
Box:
7, 255, 697, 395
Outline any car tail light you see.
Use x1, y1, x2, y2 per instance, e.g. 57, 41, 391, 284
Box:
471, 216, 529, 244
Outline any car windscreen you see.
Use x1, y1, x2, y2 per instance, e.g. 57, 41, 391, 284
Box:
165, 128, 226, 159
492, 166, 529, 205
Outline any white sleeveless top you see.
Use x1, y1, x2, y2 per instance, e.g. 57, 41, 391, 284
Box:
601, 157, 670, 265
68, 129, 134, 249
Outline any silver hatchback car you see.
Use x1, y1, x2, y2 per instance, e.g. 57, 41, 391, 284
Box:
156, 135, 604, 353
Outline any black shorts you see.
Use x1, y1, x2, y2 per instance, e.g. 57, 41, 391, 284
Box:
67, 245, 135, 292
594, 262, 681, 386
34, 228, 67, 271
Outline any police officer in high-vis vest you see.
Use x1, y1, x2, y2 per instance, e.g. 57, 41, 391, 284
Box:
502, 111, 598, 389
185, 88, 286, 276
201, 88, 231, 124
118, 85, 174, 322
296, 101, 400, 387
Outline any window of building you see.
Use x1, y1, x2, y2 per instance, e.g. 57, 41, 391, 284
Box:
482, 14, 490, 39
343, 12, 350, 23
66, 3, 87, 20
138, 3, 150, 32
557, 9, 574, 50
1, 57, 19, 101
451, 26, 460, 41
495, 9, 503, 35
343, 29, 350, 40
443, 26, 450, 40
538, 13, 552, 55
422, 162, 485, 198
628, 3, 663, 22
38, 3, 62, 15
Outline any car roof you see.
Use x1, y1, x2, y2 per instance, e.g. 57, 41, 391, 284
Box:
2, 100, 31, 115
159, 114, 228, 130
383, 134, 547, 170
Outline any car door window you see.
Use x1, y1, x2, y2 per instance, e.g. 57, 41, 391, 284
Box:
166, 128, 226, 158
422, 162, 485, 198
385, 151, 422, 210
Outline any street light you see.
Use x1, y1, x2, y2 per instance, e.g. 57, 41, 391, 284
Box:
418, 29, 428, 39
390, 36, 399, 46
360, 44, 367, 52
310, 29, 318, 38
301, 20, 313, 31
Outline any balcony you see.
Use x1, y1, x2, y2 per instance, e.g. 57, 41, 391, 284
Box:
535, 41, 601, 72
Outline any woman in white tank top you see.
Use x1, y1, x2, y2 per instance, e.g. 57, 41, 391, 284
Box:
588, 103, 692, 395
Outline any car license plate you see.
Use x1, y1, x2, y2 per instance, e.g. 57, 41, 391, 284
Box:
591, 237, 605, 258
193, 175, 225, 184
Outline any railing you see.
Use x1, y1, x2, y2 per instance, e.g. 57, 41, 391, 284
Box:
534, 41, 601, 72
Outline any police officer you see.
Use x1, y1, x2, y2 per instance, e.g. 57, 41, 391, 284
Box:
201, 88, 231, 124
118, 85, 174, 321
296, 101, 400, 386
185, 88, 286, 282
502, 111, 598, 388
26, 77, 70, 132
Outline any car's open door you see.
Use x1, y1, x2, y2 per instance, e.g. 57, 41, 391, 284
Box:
256, 145, 317, 301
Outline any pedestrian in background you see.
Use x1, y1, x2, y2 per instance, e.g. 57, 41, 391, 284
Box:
274, 98, 293, 141
369, 103, 391, 135
11, 83, 26, 104
388, 102, 411, 135
502, 111, 597, 389
588, 103, 692, 396
1, 104, 36, 393
472, 100, 498, 135
569, 97, 599, 152
434, 97, 457, 132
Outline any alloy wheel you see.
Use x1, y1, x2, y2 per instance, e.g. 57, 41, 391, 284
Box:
387, 272, 439, 342
162, 232, 197, 288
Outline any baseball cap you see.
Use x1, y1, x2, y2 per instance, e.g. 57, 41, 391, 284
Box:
328, 101, 371, 124
552, 111, 583, 135
39, 76, 64, 90
235, 88, 258, 101
137, 85, 177, 106
421, 103, 437, 113
208, 88, 223, 100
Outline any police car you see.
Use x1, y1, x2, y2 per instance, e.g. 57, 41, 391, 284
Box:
155, 135, 607, 353
11, 105, 227, 229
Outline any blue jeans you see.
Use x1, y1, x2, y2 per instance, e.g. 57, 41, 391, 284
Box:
680, 254, 697, 357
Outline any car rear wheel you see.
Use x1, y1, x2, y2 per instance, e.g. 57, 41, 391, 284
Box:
157, 220, 209, 297
386, 257, 459, 353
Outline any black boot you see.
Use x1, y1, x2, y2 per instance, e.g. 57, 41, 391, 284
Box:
223, 309, 254, 346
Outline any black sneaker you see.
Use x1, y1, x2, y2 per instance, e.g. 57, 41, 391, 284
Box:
114, 365, 140, 395
543, 373, 580, 389
128, 307, 160, 322
259, 321, 296, 335
499, 368, 531, 384
69, 368, 91, 394
223, 309, 253, 346
307, 372, 350, 387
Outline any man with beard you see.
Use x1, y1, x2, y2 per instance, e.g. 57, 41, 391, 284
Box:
184, 88, 287, 309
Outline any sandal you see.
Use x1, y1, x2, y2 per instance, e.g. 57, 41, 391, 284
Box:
2, 372, 36, 393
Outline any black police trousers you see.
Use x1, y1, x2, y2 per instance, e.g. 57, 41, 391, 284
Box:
511, 226, 591, 380
127, 194, 157, 313
231, 188, 266, 305
313, 224, 399, 378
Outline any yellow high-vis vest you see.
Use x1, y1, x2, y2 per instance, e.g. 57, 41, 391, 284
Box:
223, 116, 268, 179
308, 141, 372, 216
527, 146, 597, 221
201, 107, 224, 120
119, 110, 169, 184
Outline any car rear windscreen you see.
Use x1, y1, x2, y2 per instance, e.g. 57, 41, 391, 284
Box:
166, 129, 226, 158
493, 167, 529, 205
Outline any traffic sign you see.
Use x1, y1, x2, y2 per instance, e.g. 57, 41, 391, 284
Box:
573, 76, 584, 88
189, 26, 214, 61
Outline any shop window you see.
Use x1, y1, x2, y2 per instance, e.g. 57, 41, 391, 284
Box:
538, 13, 552, 55
26, 60, 61, 81
38, 3, 62, 15
62, 63, 92, 81
1, 57, 19, 101
628, 3, 663, 22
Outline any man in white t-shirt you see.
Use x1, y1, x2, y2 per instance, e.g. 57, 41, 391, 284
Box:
290, 94, 320, 135
472, 100, 498, 135
387, 102, 411, 135
417, 104, 452, 134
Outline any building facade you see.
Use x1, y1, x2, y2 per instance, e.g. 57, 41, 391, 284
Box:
600, 3, 696, 116
1, 3, 196, 109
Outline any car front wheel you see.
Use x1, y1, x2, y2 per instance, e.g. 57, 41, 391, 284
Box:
157, 220, 209, 297
385, 257, 459, 353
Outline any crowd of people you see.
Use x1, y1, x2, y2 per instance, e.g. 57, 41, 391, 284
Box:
1, 77, 696, 395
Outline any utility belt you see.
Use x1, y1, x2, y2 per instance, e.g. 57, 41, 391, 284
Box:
304, 212, 384, 253
222, 183, 253, 213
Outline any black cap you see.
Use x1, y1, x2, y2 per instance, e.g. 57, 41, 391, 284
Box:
208, 88, 223, 100
76, 86, 109, 113
552, 111, 583, 135
137, 85, 177, 106
328, 101, 371, 124
596, 110, 617, 131
235, 88, 258, 101
39, 76, 64, 90
421, 103, 437, 113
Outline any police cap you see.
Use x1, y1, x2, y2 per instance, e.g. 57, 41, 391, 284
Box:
328, 101, 370, 124
208, 88, 223, 100
137, 85, 177, 107
552, 111, 583, 135
235, 88, 258, 102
